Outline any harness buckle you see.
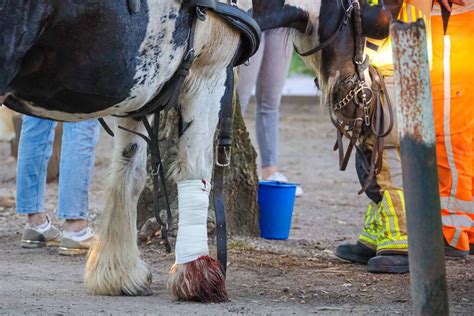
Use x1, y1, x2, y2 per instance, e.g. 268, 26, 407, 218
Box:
150, 168, 159, 177
354, 85, 374, 106
196, 6, 207, 21
364, 105, 370, 126
344, 1, 354, 18
216, 145, 232, 167
354, 57, 365, 65
184, 48, 196, 61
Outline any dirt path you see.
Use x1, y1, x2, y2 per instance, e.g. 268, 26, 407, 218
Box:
0, 101, 473, 314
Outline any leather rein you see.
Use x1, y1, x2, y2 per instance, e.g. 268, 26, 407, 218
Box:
295, 0, 394, 195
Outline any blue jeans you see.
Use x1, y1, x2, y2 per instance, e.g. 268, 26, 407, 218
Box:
16, 116, 100, 220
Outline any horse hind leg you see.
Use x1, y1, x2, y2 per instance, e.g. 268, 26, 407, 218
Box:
84, 117, 152, 296
166, 69, 231, 303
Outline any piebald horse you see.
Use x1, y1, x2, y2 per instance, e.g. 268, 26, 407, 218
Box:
0, 0, 401, 303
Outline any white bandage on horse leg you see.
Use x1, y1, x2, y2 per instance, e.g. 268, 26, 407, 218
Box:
175, 179, 210, 264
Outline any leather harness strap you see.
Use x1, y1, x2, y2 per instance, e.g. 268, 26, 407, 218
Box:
294, 1, 354, 57
213, 64, 236, 276
213, 153, 228, 274
336, 0, 366, 173
356, 65, 394, 195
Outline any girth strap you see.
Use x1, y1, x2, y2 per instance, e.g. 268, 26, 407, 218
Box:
212, 65, 235, 275
214, 149, 228, 275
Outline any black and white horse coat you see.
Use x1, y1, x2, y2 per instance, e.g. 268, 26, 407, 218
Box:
0, 0, 401, 303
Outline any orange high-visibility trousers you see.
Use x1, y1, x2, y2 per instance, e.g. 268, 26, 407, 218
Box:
431, 10, 474, 251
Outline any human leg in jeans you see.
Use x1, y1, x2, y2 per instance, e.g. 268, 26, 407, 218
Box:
237, 32, 265, 115
16, 116, 58, 237
255, 29, 292, 178
57, 120, 100, 254
16, 116, 100, 254
238, 29, 302, 194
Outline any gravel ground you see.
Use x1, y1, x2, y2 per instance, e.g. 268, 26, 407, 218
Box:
0, 101, 472, 315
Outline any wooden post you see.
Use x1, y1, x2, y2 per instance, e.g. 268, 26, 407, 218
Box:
390, 19, 449, 315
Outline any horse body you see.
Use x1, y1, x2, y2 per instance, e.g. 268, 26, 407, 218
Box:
0, 0, 402, 303
1, 0, 244, 301
4, 1, 192, 120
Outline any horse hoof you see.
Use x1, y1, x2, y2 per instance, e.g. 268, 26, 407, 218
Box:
167, 256, 228, 303
85, 253, 152, 296
120, 266, 153, 296
140, 286, 154, 296
122, 282, 153, 297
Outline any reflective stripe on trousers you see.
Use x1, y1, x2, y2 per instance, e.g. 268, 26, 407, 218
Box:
376, 190, 408, 254
431, 11, 474, 251
358, 190, 408, 254
359, 202, 381, 250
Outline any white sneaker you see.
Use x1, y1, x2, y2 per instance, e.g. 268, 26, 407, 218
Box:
265, 172, 304, 197
59, 227, 96, 256
21, 215, 62, 248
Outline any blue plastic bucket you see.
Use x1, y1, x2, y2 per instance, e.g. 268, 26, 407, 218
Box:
258, 181, 297, 240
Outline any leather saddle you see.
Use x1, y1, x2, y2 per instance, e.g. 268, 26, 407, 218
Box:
128, 0, 261, 66
182, 0, 261, 66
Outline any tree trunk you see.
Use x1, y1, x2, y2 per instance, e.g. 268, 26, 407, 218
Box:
220, 97, 260, 236
137, 89, 260, 237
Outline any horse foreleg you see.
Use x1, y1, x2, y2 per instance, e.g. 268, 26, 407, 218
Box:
85, 117, 151, 296
167, 69, 230, 303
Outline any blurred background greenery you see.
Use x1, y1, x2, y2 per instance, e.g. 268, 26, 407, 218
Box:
289, 53, 313, 76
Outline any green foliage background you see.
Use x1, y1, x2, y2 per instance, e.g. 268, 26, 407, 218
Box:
289, 53, 314, 76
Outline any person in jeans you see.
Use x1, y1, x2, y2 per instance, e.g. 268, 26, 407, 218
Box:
238, 28, 303, 196
16, 116, 100, 255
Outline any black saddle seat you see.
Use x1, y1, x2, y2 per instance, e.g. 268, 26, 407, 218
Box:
183, 0, 261, 66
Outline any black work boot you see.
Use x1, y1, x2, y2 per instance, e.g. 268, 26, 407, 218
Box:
335, 242, 376, 264
470, 245, 474, 255
444, 242, 469, 258
367, 254, 409, 274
